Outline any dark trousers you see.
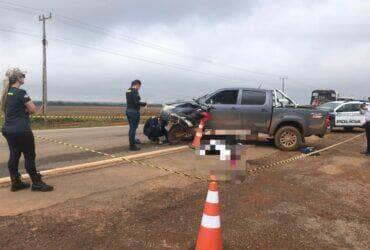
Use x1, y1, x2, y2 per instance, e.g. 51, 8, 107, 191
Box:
2, 131, 38, 179
126, 109, 140, 146
366, 122, 370, 153
148, 127, 168, 142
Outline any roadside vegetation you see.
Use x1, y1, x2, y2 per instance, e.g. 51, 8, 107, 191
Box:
0, 102, 161, 130
0, 116, 152, 130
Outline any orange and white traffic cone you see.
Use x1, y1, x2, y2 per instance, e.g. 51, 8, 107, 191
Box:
196, 181, 222, 250
192, 119, 206, 148
192, 112, 211, 149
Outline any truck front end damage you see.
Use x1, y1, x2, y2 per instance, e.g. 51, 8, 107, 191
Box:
160, 101, 209, 142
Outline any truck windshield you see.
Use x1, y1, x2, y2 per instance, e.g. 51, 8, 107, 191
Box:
194, 94, 208, 104
317, 102, 342, 112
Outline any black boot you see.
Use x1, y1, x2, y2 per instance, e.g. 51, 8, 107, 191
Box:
30, 173, 54, 192
129, 144, 141, 151
135, 139, 142, 144
10, 174, 30, 192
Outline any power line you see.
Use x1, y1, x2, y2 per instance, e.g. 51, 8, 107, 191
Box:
0, 0, 42, 13
0, 4, 37, 15
0, 26, 39, 38
0, 3, 280, 84
0, 0, 284, 80
0, 0, 323, 91
0, 26, 269, 84
54, 15, 283, 78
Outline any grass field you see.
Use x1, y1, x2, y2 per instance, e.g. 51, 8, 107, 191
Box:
0, 105, 161, 130
44, 105, 161, 116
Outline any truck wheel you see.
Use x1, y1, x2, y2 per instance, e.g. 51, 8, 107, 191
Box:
274, 126, 302, 151
343, 127, 354, 132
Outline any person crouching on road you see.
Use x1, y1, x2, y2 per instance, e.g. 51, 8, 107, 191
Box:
1, 68, 53, 192
143, 116, 170, 144
125, 79, 146, 151
362, 102, 370, 156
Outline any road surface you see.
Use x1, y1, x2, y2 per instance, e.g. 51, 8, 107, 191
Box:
0, 131, 368, 249
0, 125, 167, 178
0, 125, 282, 178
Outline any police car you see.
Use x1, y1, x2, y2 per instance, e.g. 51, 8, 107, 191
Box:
317, 101, 369, 132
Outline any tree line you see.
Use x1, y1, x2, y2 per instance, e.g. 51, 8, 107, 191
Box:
33, 101, 163, 107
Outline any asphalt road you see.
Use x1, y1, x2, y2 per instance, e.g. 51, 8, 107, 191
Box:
0, 132, 368, 249
0, 125, 172, 178
0, 132, 279, 216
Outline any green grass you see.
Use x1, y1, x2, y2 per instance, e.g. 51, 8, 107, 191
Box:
0, 116, 151, 130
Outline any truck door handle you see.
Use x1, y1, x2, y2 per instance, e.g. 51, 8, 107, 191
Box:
261, 108, 268, 112
231, 107, 236, 111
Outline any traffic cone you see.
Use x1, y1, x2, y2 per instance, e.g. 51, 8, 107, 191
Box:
192, 119, 206, 148
192, 112, 212, 149
196, 181, 222, 250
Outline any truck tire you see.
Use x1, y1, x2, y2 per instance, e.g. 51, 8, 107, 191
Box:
274, 126, 302, 151
343, 127, 354, 132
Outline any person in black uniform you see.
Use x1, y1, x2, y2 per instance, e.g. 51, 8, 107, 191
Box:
125, 79, 146, 151
143, 116, 170, 144
362, 101, 370, 156
1, 68, 53, 192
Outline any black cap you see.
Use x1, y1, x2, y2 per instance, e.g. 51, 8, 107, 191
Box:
131, 79, 142, 87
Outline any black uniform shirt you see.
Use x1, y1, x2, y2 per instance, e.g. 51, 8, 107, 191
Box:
2, 87, 31, 134
126, 88, 146, 111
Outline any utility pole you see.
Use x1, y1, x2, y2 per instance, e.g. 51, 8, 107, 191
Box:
281, 76, 288, 93
39, 13, 52, 119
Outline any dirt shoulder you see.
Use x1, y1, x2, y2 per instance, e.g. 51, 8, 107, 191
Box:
0, 132, 369, 249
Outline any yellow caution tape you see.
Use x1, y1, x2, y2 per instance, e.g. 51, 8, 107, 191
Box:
246, 133, 364, 174
34, 133, 363, 183
0, 115, 152, 120
35, 135, 207, 182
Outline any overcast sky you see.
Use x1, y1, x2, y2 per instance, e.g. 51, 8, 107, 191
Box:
0, 0, 369, 104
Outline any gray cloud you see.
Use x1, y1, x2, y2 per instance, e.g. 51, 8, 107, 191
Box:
0, 0, 370, 104
13, 0, 255, 25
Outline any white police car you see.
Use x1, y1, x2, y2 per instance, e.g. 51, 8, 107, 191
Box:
317, 101, 369, 132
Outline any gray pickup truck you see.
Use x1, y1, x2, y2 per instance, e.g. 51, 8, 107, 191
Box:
161, 87, 329, 151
